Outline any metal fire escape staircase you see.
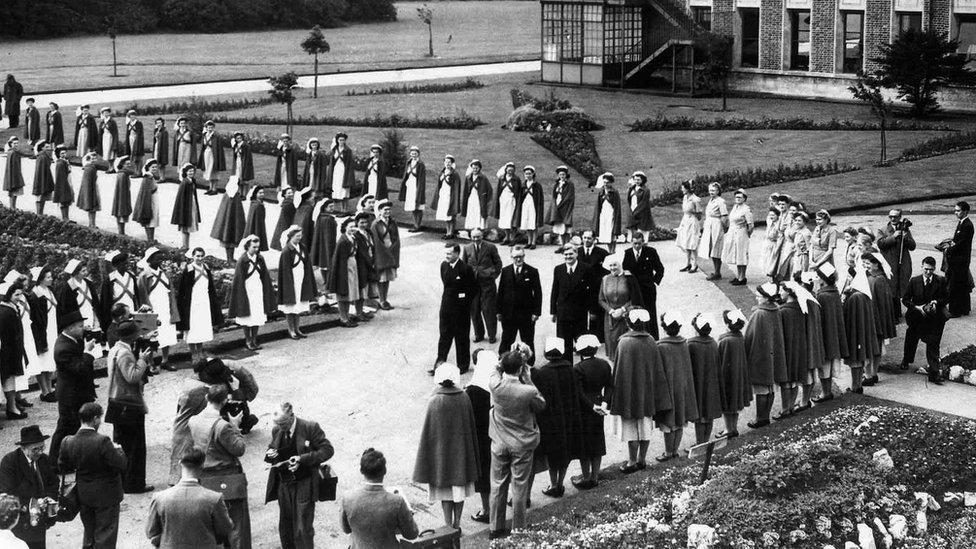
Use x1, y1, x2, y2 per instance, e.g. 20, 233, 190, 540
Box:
616, 0, 701, 93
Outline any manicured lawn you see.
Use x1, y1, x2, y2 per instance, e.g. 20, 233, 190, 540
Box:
1, 1, 540, 92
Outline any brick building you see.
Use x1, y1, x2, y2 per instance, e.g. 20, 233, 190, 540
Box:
539, 0, 976, 107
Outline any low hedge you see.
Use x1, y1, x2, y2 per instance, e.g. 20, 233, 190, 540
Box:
628, 115, 956, 132
115, 97, 276, 117
213, 110, 483, 130
530, 127, 603, 184
507, 105, 602, 132
898, 130, 976, 162
345, 78, 484, 96
651, 161, 859, 207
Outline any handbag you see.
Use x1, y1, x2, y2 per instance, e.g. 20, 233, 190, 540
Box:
198, 419, 248, 500
315, 463, 338, 502
400, 526, 461, 548
55, 472, 80, 522
105, 397, 146, 425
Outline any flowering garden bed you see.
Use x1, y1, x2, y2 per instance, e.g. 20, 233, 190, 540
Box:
494, 404, 976, 549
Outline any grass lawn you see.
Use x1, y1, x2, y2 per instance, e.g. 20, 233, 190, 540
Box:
0, 1, 540, 92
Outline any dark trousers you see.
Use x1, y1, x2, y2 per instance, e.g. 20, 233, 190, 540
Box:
555, 316, 588, 360
903, 322, 944, 380
947, 266, 972, 315
50, 408, 82, 469
113, 419, 146, 491
498, 315, 536, 365
471, 283, 498, 340
438, 306, 472, 372
26, 539, 46, 549
276, 477, 316, 549
79, 503, 119, 549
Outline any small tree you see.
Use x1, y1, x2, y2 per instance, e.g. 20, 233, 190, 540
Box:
416, 4, 434, 57
268, 72, 299, 134
849, 76, 893, 165
107, 25, 119, 77
695, 32, 734, 111
301, 25, 331, 99
872, 29, 972, 118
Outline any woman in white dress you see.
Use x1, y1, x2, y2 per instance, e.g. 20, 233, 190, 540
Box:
432, 155, 461, 239
675, 181, 703, 273
177, 247, 224, 362
0, 275, 30, 418
229, 235, 275, 351
136, 247, 180, 372
27, 266, 57, 402
791, 211, 813, 275
399, 146, 426, 232
697, 182, 729, 281
519, 166, 544, 249
463, 160, 490, 233
592, 172, 621, 253
7, 272, 39, 402
328, 132, 353, 211
277, 225, 316, 340
762, 207, 784, 279
721, 189, 755, 286
173, 117, 195, 168
493, 162, 521, 245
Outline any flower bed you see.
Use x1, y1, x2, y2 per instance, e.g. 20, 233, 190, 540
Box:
941, 345, 976, 386
650, 161, 859, 207
898, 130, 976, 162
628, 115, 956, 132
496, 404, 976, 549
508, 88, 600, 132
530, 127, 603, 185
344, 78, 484, 96
213, 110, 484, 130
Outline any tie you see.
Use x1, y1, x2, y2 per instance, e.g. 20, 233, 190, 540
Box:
34, 461, 44, 491
925, 277, 930, 287
515, 267, 520, 277
568, 266, 573, 276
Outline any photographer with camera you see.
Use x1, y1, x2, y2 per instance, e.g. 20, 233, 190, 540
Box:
900, 257, 950, 382
876, 209, 916, 322
105, 321, 154, 494
49, 310, 98, 466
195, 358, 259, 434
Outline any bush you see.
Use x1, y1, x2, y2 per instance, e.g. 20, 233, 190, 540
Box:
530, 127, 603, 184
651, 161, 859, 206
213, 111, 484, 130
941, 345, 976, 371
899, 130, 976, 161
507, 105, 602, 132
341, 0, 397, 21
345, 78, 483, 96
116, 97, 276, 117
510, 88, 573, 111
628, 114, 955, 132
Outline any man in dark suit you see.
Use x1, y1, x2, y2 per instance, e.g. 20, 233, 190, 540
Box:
578, 230, 609, 341
146, 447, 233, 549
436, 243, 478, 374
461, 228, 503, 344
901, 256, 951, 383
264, 402, 335, 549
944, 201, 973, 317
622, 232, 665, 339
49, 310, 97, 467
58, 402, 127, 549
0, 425, 59, 549
497, 245, 543, 364
550, 244, 594, 359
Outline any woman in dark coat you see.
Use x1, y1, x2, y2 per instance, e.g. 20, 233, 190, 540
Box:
328, 218, 369, 327
243, 186, 268, 252
176, 247, 224, 362
110, 155, 133, 235
133, 158, 162, 243
52, 145, 73, 220
277, 225, 317, 340
745, 282, 786, 429
573, 334, 612, 489
354, 213, 380, 308
688, 314, 722, 444
325, 132, 356, 211
171, 163, 201, 249
598, 253, 643, 359
412, 363, 480, 530
593, 173, 622, 253
210, 178, 247, 262
465, 349, 496, 523
864, 253, 896, 387
547, 166, 575, 248
310, 197, 338, 286
303, 137, 328, 195
32, 140, 55, 215
656, 314, 699, 461
794, 276, 826, 410
75, 152, 101, 227
430, 155, 462, 239
462, 160, 492, 233
843, 268, 879, 394
371, 200, 400, 310
531, 338, 585, 498
363, 144, 388, 200
776, 283, 808, 419
717, 309, 751, 438
46, 103, 65, 146
231, 132, 255, 196
399, 146, 427, 232
814, 262, 848, 402
610, 308, 672, 473
3, 136, 25, 210
0, 280, 28, 419
228, 235, 276, 351
627, 171, 654, 239
519, 166, 546, 249
271, 187, 297, 252
292, 186, 317, 251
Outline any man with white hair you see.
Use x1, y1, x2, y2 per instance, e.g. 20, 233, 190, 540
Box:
461, 227, 503, 344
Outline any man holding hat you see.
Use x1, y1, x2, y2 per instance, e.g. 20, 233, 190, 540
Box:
49, 308, 98, 467
876, 209, 916, 321
0, 424, 58, 549
97, 107, 118, 167
124, 110, 145, 169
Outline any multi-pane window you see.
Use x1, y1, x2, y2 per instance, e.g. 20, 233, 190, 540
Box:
955, 14, 976, 56
583, 4, 604, 64
542, 3, 561, 61
789, 10, 811, 70
897, 12, 922, 35
841, 11, 863, 73
740, 8, 760, 68
605, 6, 643, 63
692, 7, 712, 31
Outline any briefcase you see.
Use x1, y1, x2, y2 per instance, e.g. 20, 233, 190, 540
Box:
400, 526, 461, 548
56, 473, 80, 522
316, 463, 338, 502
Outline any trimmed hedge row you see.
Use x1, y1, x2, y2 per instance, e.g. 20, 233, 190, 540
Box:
345, 78, 484, 96
628, 115, 956, 132
213, 111, 484, 130
115, 97, 276, 117
899, 130, 976, 161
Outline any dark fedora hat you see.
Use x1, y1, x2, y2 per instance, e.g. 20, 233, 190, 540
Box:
16, 425, 49, 446
59, 309, 86, 328
116, 321, 139, 340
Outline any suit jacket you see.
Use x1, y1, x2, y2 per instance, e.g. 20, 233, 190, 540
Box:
460, 241, 502, 285
264, 418, 335, 503
578, 245, 609, 273
487, 370, 546, 452
440, 260, 478, 314
340, 484, 419, 549
902, 274, 950, 329
946, 217, 974, 268
622, 245, 665, 299
0, 450, 59, 542
53, 333, 96, 412
497, 263, 543, 319
550, 262, 594, 321
146, 479, 233, 549
57, 428, 126, 508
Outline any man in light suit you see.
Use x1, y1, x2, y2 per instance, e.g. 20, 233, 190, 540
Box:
901, 256, 951, 383
488, 351, 546, 539
58, 402, 127, 549
622, 232, 665, 339
462, 228, 503, 344
436, 243, 478, 374
264, 402, 334, 549
496, 245, 542, 364
550, 245, 594, 358
146, 447, 233, 549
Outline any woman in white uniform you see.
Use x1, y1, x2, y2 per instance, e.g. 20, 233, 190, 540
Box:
173, 117, 195, 169
277, 225, 316, 340
177, 247, 224, 362
721, 189, 755, 286
328, 132, 354, 211
593, 172, 621, 253
27, 266, 58, 402
136, 247, 180, 372
463, 160, 491, 233
229, 235, 275, 351
697, 182, 729, 281
432, 155, 461, 239
675, 181, 703, 273
6, 271, 38, 400
519, 166, 544, 249
493, 162, 521, 245
399, 146, 427, 232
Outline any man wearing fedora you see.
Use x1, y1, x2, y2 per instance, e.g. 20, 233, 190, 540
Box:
49, 309, 98, 466
0, 425, 58, 549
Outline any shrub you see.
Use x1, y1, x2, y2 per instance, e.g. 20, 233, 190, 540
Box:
628, 114, 955, 132
941, 344, 976, 371
510, 88, 573, 111
116, 97, 276, 117
507, 105, 602, 132
342, 0, 398, 21
213, 111, 484, 130
899, 130, 976, 161
651, 161, 859, 206
345, 78, 483, 96
530, 127, 603, 184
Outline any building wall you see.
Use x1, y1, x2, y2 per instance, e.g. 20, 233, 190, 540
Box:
864, 0, 892, 73
759, 0, 785, 69
810, 0, 837, 72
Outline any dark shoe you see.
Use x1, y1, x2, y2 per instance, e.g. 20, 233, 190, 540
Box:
245, 341, 259, 351
772, 410, 793, 421
5, 410, 27, 420
488, 337, 497, 344
899, 362, 911, 371
553, 247, 563, 254
541, 485, 564, 498
747, 419, 770, 429
794, 403, 812, 413
655, 453, 674, 462
705, 273, 722, 281
862, 376, 878, 387
717, 430, 739, 439
636, 461, 647, 470
813, 394, 834, 404
728, 278, 742, 286
289, 334, 302, 340
488, 529, 511, 540
688, 266, 699, 273
15, 397, 32, 408
338, 319, 358, 328
40, 392, 58, 403
929, 377, 944, 385
619, 462, 639, 474
846, 387, 864, 394
471, 510, 489, 524
380, 301, 394, 310
679, 265, 690, 272
427, 368, 436, 376
473, 337, 485, 343
125, 485, 155, 494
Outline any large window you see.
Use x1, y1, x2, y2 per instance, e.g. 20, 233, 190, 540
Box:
542, 3, 562, 62
957, 14, 976, 56
897, 12, 922, 35
841, 11, 863, 73
605, 6, 643, 63
543, 3, 624, 65
692, 7, 712, 31
740, 8, 760, 68
583, 4, 604, 64
789, 10, 811, 70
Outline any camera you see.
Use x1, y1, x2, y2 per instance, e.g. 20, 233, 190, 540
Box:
82, 329, 106, 345
894, 218, 913, 231
221, 399, 258, 434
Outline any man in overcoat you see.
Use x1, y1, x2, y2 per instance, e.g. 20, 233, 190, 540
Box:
550, 245, 594, 359
876, 209, 916, 321
621, 232, 665, 339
